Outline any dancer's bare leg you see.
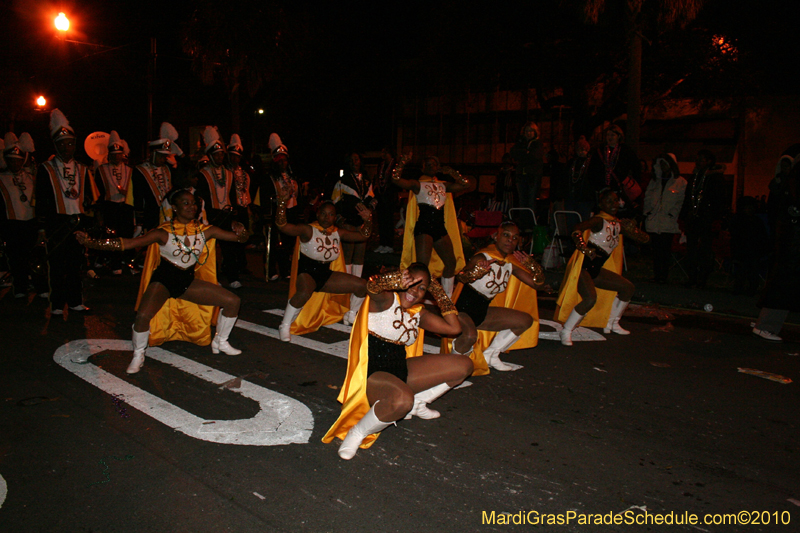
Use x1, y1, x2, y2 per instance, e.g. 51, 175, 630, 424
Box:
415, 234, 434, 266
406, 353, 473, 392
366, 372, 414, 421
181, 279, 241, 317
478, 307, 533, 335
320, 273, 367, 297
432, 235, 457, 278
452, 313, 477, 354
134, 283, 170, 332
574, 270, 598, 315
289, 273, 318, 308
593, 269, 635, 301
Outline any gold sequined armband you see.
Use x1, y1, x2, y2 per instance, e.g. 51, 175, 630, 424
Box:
456, 262, 491, 284
392, 160, 407, 181
428, 279, 458, 316
85, 237, 124, 252
367, 271, 405, 294
620, 218, 650, 244
572, 230, 590, 255
523, 256, 545, 285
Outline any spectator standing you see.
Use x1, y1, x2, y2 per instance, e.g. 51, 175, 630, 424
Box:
643, 153, 686, 284
587, 125, 641, 208
683, 149, 726, 288
729, 196, 769, 296
545, 149, 567, 217
510, 122, 543, 212
563, 137, 595, 222
753, 156, 800, 342
767, 155, 793, 237
488, 153, 515, 213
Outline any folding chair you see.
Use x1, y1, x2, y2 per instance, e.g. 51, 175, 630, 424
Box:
508, 208, 538, 254
552, 210, 582, 258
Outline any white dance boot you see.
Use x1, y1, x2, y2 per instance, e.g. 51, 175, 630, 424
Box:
343, 294, 365, 326
560, 309, 584, 346
279, 302, 303, 342
212, 315, 242, 355
441, 277, 455, 299
404, 383, 451, 420
338, 402, 393, 460
127, 327, 150, 374
604, 297, 631, 335
483, 330, 523, 371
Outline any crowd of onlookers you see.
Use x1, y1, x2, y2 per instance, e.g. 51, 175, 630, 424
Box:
480, 121, 795, 299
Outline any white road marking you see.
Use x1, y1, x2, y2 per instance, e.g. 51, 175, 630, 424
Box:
0, 474, 6, 509
537, 319, 606, 342
53, 339, 313, 446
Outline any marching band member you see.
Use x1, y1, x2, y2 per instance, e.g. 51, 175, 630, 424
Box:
393, 153, 469, 297
276, 193, 373, 341
554, 190, 649, 345
95, 131, 134, 274
195, 126, 245, 288
0, 132, 46, 297
331, 152, 376, 277
36, 109, 99, 315
128, 122, 186, 231
263, 133, 300, 281
75, 188, 250, 373
225, 134, 253, 289
446, 222, 544, 373
323, 266, 470, 460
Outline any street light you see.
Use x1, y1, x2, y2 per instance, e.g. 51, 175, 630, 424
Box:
36, 96, 47, 107
54, 12, 70, 32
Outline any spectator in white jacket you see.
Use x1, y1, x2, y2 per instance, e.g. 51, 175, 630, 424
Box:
643, 153, 686, 283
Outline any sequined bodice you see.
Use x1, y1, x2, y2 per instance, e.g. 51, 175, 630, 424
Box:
369, 294, 420, 346
416, 179, 446, 209
160, 230, 207, 267
588, 218, 621, 255
299, 226, 341, 262
470, 253, 513, 298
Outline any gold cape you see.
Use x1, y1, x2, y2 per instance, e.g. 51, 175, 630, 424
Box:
288, 222, 350, 335
135, 221, 219, 346
322, 294, 425, 449
400, 179, 466, 277
553, 211, 624, 327
441, 245, 539, 376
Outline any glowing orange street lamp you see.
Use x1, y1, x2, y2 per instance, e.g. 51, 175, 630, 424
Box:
36, 96, 47, 107
55, 12, 70, 32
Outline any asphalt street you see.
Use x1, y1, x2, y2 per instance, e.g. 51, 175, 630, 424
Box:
1, 262, 798, 532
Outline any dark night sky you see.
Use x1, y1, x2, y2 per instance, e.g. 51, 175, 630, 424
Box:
2, 0, 799, 177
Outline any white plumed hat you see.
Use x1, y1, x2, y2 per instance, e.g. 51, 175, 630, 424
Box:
49, 109, 75, 141
203, 126, 225, 154
268, 132, 288, 157
108, 130, 125, 154
227, 133, 244, 155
